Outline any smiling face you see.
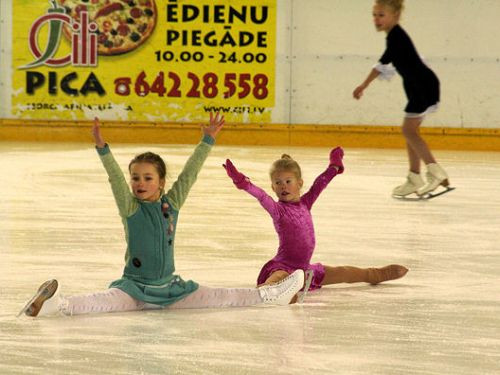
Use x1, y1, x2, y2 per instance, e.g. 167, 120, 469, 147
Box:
372, 3, 400, 33
271, 170, 303, 203
129, 162, 165, 202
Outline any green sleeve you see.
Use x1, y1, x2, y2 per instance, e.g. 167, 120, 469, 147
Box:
166, 135, 214, 210
97, 144, 138, 218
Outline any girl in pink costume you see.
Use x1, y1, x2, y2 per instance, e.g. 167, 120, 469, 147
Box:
224, 147, 408, 298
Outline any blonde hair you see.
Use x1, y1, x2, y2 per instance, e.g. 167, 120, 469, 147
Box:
375, 0, 404, 13
269, 154, 302, 179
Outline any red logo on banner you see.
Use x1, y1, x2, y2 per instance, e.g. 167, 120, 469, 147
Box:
21, 0, 98, 69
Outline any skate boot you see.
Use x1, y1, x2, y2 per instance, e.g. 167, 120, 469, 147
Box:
258, 270, 305, 305
367, 265, 408, 285
297, 270, 314, 304
392, 171, 424, 197
417, 163, 449, 196
18, 279, 61, 317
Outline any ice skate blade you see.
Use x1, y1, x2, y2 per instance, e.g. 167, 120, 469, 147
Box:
17, 279, 58, 318
297, 270, 314, 304
392, 187, 455, 201
420, 186, 455, 200
17, 289, 45, 317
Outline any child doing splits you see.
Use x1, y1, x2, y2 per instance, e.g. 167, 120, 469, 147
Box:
20, 113, 305, 318
224, 147, 408, 301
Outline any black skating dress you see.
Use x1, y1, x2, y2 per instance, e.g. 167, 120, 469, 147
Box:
378, 24, 440, 116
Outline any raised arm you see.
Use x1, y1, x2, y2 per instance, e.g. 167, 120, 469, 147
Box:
93, 117, 137, 218
92, 116, 106, 148
223, 159, 279, 217
301, 147, 344, 209
167, 112, 225, 210
202, 111, 225, 139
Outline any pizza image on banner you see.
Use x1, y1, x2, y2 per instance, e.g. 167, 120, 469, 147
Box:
57, 0, 157, 55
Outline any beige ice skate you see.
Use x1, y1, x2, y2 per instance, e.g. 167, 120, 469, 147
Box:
392, 171, 425, 197
18, 279, 61, 317
417, 163, 449, 196
367, 265, 409, 285
258, 270, 304, 305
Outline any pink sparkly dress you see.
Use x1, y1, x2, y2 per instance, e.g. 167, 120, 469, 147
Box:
242, 166, 339, 290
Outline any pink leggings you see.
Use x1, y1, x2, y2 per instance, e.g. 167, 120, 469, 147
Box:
60, 286, 263, 316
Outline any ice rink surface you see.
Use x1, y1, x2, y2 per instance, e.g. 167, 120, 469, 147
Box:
1, 142, 499, 375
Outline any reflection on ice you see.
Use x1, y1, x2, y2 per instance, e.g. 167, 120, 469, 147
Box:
1, 143, 499, 374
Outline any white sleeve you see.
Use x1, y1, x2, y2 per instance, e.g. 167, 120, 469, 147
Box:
373, 62, 396, 81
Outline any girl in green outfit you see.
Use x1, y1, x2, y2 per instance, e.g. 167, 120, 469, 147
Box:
20, 113, 304, 317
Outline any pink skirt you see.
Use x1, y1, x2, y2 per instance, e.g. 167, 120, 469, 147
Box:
257, 260, 325, 291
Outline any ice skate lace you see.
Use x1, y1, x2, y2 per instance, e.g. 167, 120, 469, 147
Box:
260, 274, 299, 302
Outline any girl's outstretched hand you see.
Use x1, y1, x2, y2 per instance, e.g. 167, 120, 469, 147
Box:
223, 159, 250, 190
202, 111, 225, 139
329, 146, 344, 174
353, 85, 365, 100
92, 117, 106, 148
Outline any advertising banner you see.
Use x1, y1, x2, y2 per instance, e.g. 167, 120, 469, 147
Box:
12, 0, 276, 123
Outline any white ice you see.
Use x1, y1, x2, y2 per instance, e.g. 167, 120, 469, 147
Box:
0, 142, 499, 374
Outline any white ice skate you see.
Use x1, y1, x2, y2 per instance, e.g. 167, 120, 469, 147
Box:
18, 279, 61, 317
392, 171, 425, 198
258, 270, 305, 305
417, 163, 452, 197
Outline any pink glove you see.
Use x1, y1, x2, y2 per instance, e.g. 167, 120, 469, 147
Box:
329, 147, 344, 174
223, 159, 250, 189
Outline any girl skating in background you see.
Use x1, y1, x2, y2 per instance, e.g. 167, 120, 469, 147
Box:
353, 0, 450, 198
20, 113, 304, 318
224, 147, 408, 302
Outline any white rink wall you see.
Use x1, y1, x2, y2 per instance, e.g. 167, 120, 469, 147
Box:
1, 0, 499, 128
